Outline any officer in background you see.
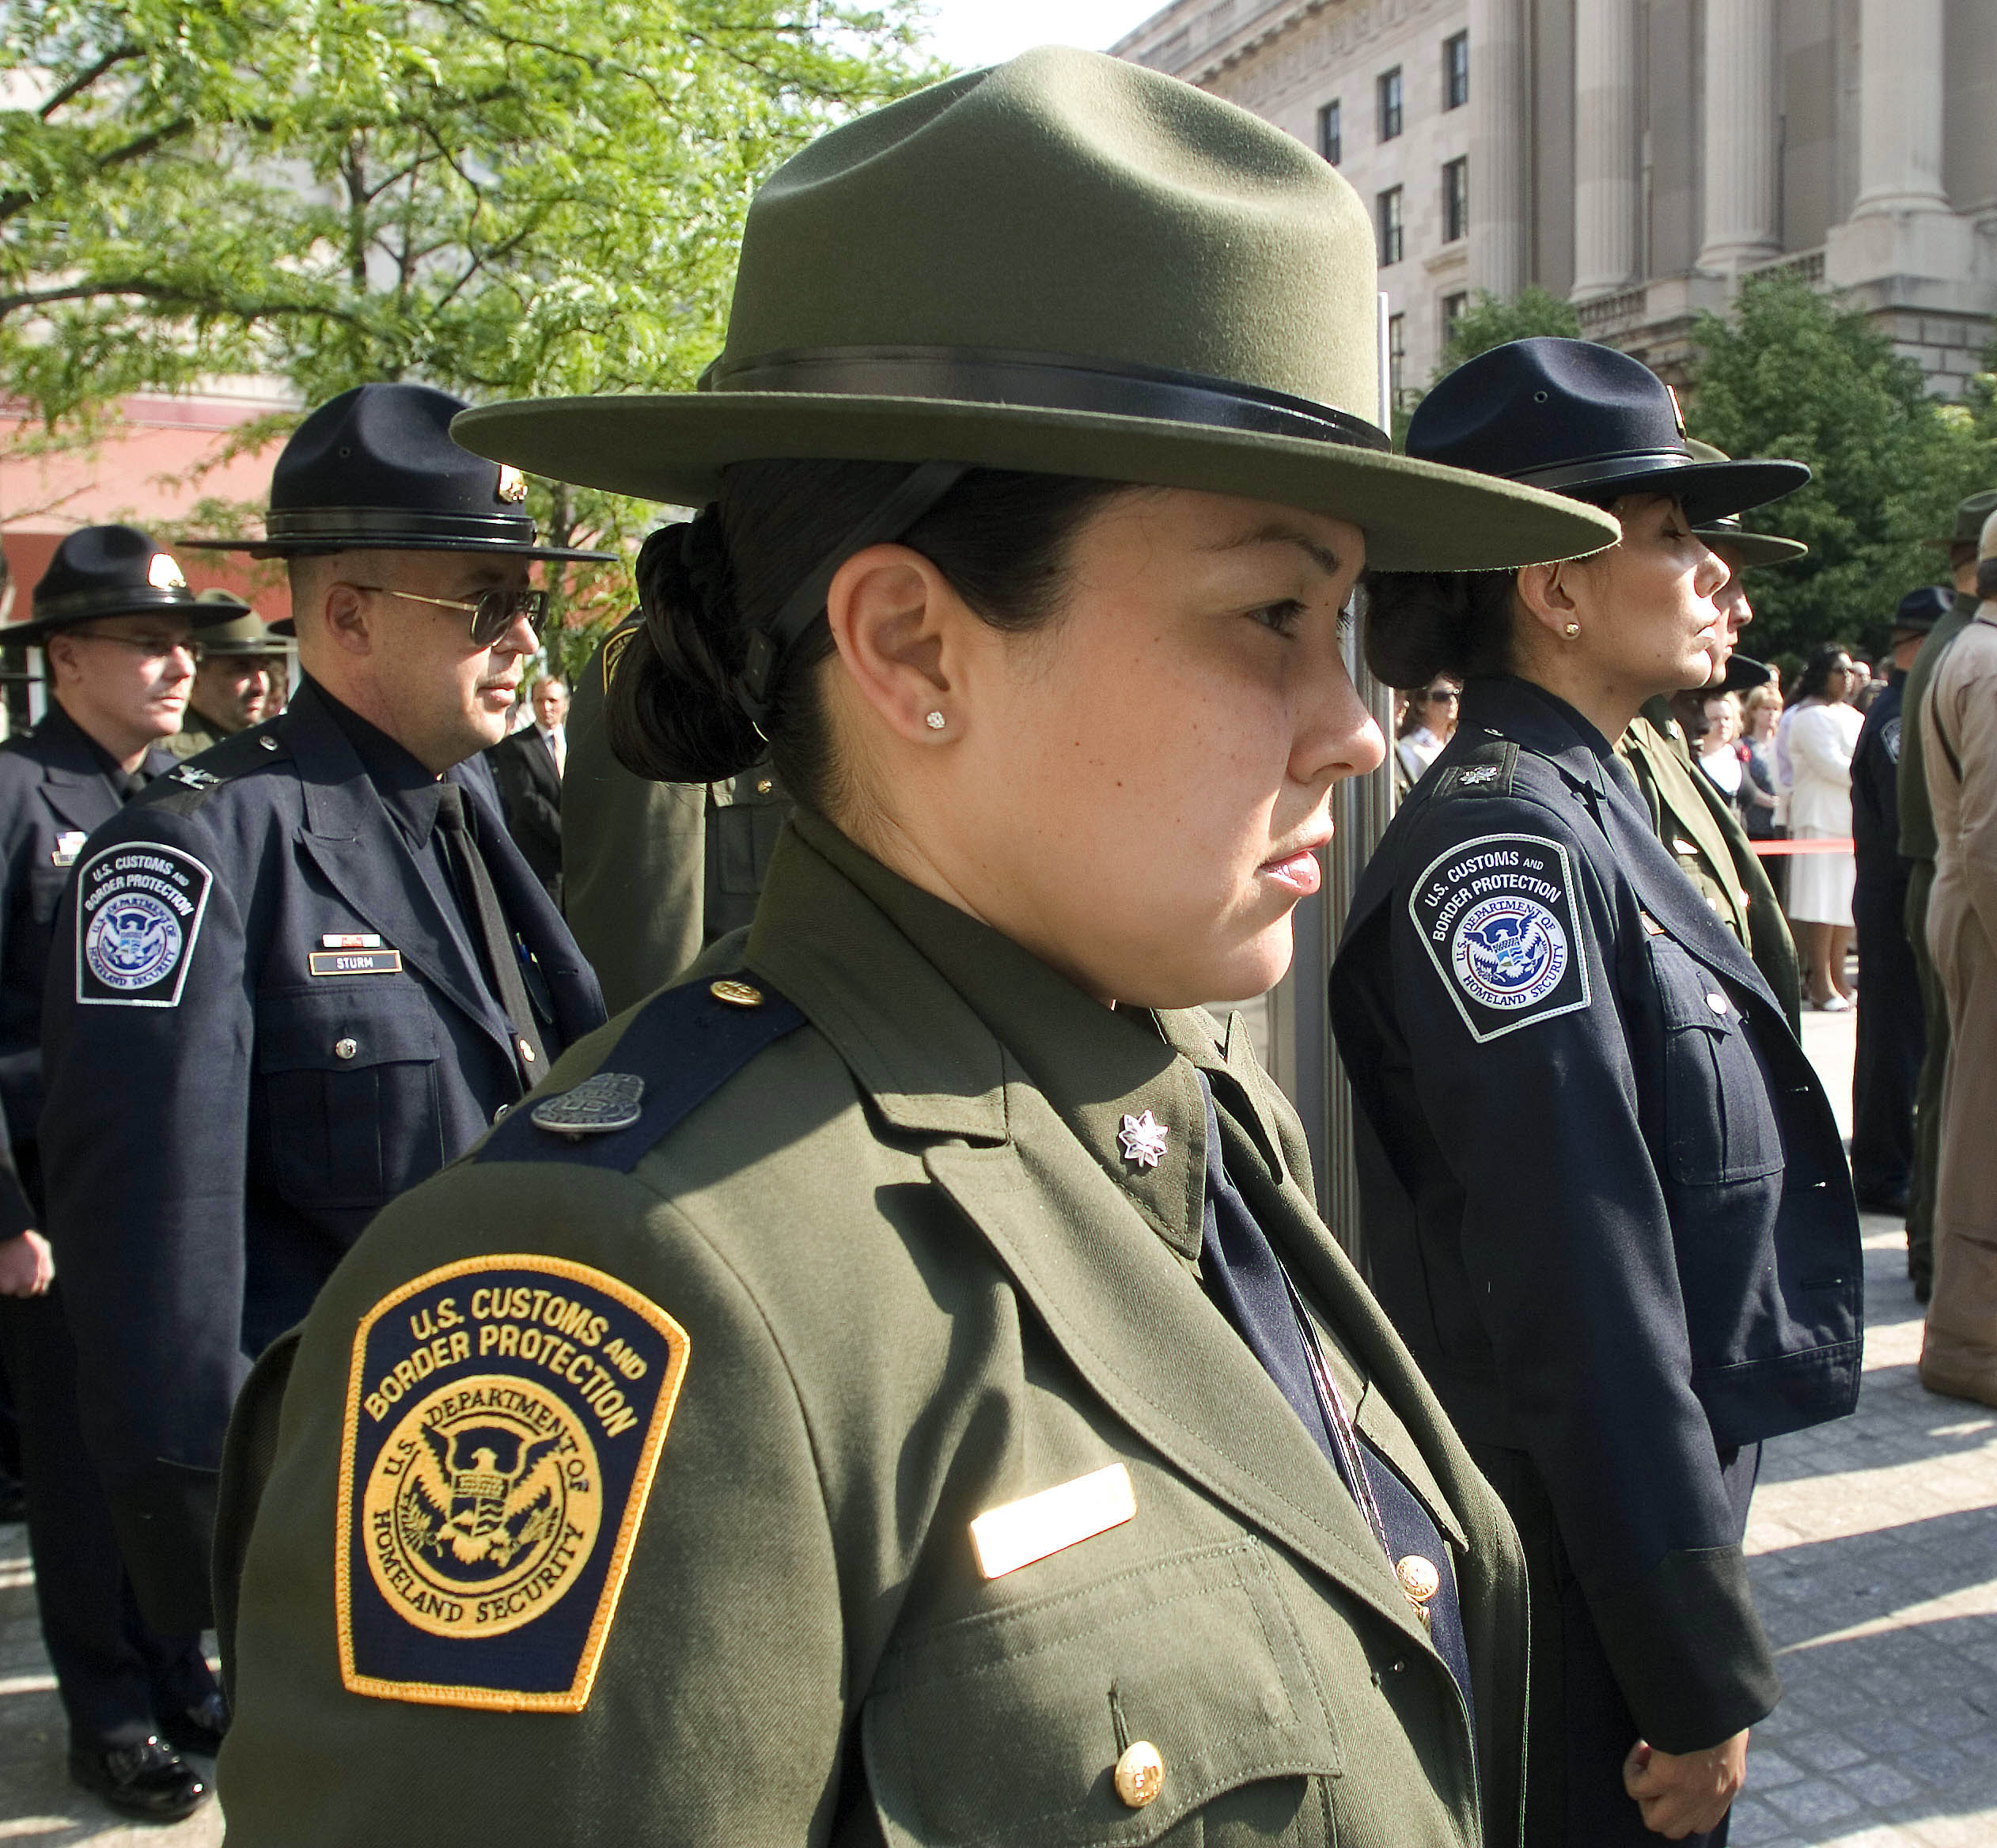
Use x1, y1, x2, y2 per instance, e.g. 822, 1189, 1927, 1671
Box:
0, 528, 230, 1820
1616, 472, 1806, 1029
1850, 588, 1948, 1214
162, 593, 289, 758
486, 672, 567, 903
563, 609, 790, 1013
1900, 489, 1995, 1299
39, 386, 609, 1638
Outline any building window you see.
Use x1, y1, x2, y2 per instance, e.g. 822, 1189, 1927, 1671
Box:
1442, 291, 1469, 341
1443, 31, 1469, 110
1442, 156, 1468, 243
1377, 186, 1404, 266
1389, 312, 1408, 402
1318, 99, 1342, 165
1377, 66, 1403, 142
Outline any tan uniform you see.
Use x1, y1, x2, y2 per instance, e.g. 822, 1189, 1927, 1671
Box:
1919, 608, 1997, 1399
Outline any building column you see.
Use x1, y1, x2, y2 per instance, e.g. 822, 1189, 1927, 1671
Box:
1571, 0, 1639, 299
1468, 0, 1527, 298
1696, 0, 1779, 271
1851, 0, 1949, 218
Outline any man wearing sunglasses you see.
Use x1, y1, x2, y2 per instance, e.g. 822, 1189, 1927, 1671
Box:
38, 387, 608, 1668
0, 526, 233, 1820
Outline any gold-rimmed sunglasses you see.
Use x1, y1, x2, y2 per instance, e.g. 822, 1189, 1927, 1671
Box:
347, 584, 549, 649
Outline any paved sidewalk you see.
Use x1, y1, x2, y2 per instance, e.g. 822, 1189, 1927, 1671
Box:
0, 1011, 1988, 1843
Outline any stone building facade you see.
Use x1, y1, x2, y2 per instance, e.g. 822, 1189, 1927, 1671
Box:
1112, 0, 1997, 404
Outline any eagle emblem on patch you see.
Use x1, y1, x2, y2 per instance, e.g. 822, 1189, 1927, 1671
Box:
74, 843, 213, 1007
338, 1254, 688, 1711
1409, 831, 1592, 1043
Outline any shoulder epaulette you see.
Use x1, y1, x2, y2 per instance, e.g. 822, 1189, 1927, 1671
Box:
142, 723, 291, 813
1430, 738, 1520, 801
476, 973, 806, 1174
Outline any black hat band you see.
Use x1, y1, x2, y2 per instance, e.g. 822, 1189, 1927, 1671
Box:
262, 506, 540, 547
707, 344, 1393, 454
31, 584, 199, 624
1508, 449, 1701, 495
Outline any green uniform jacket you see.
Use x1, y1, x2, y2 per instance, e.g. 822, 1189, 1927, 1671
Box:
215, 812, 1529, 1848
563, 616, 790, 1013
163, 707, 226, 760
1619, 702, 1802, 1033
1898, 589, 1979, 867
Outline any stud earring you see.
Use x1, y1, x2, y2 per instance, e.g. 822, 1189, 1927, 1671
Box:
924, 710, 947, 731
1563, 622, 1581, 638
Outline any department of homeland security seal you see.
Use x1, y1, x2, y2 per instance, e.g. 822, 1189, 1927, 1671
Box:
1409, 831, 1592, 1043
1450, 894, 1569, 1011
338, 1255, 688, 1711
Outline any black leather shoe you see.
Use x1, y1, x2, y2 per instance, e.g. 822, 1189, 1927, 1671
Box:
68, 1736, 209, 1821
160, 1691, 229, 1758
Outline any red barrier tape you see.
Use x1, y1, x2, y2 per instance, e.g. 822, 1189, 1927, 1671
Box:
1748, 838, 1855, 856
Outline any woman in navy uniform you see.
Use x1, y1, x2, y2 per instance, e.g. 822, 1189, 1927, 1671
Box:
212, 52, 1622, 1847
1330, 339, 1862, 1846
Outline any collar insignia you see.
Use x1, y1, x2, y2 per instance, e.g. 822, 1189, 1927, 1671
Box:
1117, 1109, 1169, 1169
532, 1072, 645, 1138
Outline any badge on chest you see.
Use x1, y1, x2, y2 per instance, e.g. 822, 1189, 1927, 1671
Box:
1409, 831, 1592, 1043
337, 1254, 689, 1712
310, 934, 404, 977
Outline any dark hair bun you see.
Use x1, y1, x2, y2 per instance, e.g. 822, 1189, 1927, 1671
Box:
605, 517, 764, 784
1363, 570, 1515, 689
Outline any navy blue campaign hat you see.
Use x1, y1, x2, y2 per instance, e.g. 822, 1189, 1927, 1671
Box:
1893, 585, 1952, 634
5, 524, 200, 647
1407, 339, 1809, 527
186, 383, 612, 564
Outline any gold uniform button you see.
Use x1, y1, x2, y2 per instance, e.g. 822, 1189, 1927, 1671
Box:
709, 979, 764, 1009
334, 1037, 358, 1061
756, 778, 773, 795
1113, 1740, 1165, 1809
1396, 1554, 1441, 1629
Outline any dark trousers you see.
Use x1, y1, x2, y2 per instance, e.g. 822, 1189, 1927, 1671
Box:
1470, 1441, 1760, 1848
1906, 860, 1947, 1286
0, 1288, 214, 1748
1851, 873, 1925, 1206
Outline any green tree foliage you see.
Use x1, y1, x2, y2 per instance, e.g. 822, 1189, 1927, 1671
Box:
1435, 286, 1581, 377
0, 0, 936, 670
1685, 271, 1997, 664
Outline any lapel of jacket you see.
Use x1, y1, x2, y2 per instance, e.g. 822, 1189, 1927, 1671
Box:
745, 830, 1440, 1653
28, 708, 124, 838
1633, 710, 1748, 919
285, 689, 514, 1053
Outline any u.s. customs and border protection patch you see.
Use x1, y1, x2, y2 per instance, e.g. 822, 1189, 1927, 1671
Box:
1409, 831, 1592, 1043
74, 843, 213, 1007
337, 1254, 688, 1711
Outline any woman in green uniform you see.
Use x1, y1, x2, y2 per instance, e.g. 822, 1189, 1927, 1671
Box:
213, 49, 1615, 1847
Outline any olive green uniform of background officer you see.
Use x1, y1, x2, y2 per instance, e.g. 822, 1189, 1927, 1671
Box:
214, 47, 1624, 1846
1898, 490, 1995, 1298
563, 612, 790, 1012
1615, 478, 1806, 1032
161, 596, 290, 759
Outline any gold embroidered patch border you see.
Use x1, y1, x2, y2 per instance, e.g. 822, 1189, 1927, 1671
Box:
335, 1252, 689, 1712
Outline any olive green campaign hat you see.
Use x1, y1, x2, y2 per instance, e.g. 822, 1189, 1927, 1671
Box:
1687, 446, 1808, 567
1927, 488, 1997, 551
453, 48, 1615, 575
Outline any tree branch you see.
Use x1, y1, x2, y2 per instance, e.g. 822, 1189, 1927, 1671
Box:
37, 43, 142, 118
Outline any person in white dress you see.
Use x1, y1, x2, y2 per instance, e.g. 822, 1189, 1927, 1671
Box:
1393, 678, 1459, 787
1787, 644, 1864, 1007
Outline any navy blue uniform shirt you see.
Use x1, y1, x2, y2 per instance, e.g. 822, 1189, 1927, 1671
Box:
1851, 674, 1906, 892
0, 705, 175, 1230
38, 677, 605, 1626
1331, 675, 1862, 1752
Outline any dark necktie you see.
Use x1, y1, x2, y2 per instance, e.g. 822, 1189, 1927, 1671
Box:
435, 782, 547, 1079
1195, 1078, 1475, 1717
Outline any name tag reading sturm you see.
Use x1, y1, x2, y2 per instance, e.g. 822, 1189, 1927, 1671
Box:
969, 1463, 1136, 1581
309, 950, 404, 978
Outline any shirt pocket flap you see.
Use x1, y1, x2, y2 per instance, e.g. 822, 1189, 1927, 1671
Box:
862, 1538, 1340, 1848
1647, 941, 1741, 1036
255, 984, 441, 1072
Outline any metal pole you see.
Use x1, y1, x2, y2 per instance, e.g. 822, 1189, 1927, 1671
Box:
1315, 294, 1402, 1258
